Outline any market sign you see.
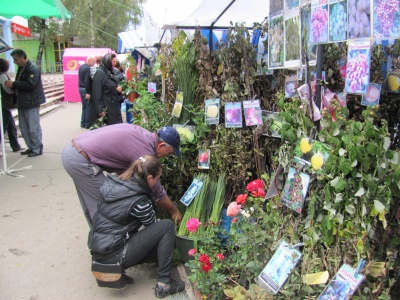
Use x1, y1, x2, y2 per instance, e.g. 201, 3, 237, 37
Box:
11, 22, 31, 37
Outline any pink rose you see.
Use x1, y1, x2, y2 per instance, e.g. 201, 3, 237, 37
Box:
227, 202, 241, 217
188, 248, 197, 256
236, 194, 248, 205
246, 179, 264, 192
216, 253, 225, 261
186, 218, 201, 232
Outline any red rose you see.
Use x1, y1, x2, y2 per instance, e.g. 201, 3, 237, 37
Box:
201, 262, 212, 272
251, 188, 266, 198
199, 254, 210, 263
216, 253, 225, 261
236, 194, 248, 205
246, 179, 264, 192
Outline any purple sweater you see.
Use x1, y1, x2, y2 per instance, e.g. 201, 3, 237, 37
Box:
74, 124, 166, 201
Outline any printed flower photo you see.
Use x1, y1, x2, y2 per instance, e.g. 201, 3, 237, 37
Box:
225, 102, 243, 128
280, 167, 310, 213
294, 138, 331, 171
361, 83, 382, 106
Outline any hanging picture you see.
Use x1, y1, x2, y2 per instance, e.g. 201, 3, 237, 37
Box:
243, 100, 263, 126
285, 76, 300, 98
284, 8, 301, 68
281, 167, 310, 214
180, 178, 204, 207
318, 264, 365, 300
205, 98, 220, 124
198, 149, 211, 170
173, 124, 195, 142
329, 0, 348, 42
148, 82, 156, 93
257, 34, 274, 75
347, 0, 371, 39
294, 138, 331, 171
270, 0, 284, 16
386, 71, 400, 93
310, 0, 329, 44
361, 83, 382, 106
285, 0, 300, 11
171, 101, 183, 118
258, 240, 302, 294
300, 4, 317, 64
345, 39, 371, 95
262, 111, 282, 138
225, 102, 243, 128
269, 15, 285, 69
373, 0, 400, 39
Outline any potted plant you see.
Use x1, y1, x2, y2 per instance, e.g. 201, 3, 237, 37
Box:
120, 54, 140, 102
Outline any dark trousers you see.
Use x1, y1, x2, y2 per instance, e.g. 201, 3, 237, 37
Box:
79, 88, 96, 128
96, 219, 176, 284
2, 107, 21, 151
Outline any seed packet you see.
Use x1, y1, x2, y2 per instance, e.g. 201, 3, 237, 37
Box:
258, 240, 302, 294
317, 264, 365, 300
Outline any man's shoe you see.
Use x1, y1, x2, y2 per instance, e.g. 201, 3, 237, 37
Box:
154, 279, 185, 298
13, 147, 25, 152
21, 148, 33, 155
28, 152, 43, 157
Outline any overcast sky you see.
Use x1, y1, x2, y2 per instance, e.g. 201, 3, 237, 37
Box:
142, 0, 203, 26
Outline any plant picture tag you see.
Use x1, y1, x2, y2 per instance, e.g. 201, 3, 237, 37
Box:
148, 82, 156, 93
205, 98, 220, 125
180, 178, 204, 207
225, 102, 242, 128
361, 83, 381, 106
262, 111, 281, 138
243, 99, 263, 126
303, 271, 329, 285
310, 1, 328, 44
345, 39, 371, 95
293, 138, 331, 172
171, 101, 183, 118
280, 167, 310, 214
318, 264, 365, 299
284, 76, 299, 98
198, 149, 210, 170
258, 240, 302, 294
173, 124, 195, 142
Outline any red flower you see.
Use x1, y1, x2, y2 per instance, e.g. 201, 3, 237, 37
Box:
201, 262, 212, 272
251, 188, 266, 198
216, 253, 225, 261
199, 254, 210, 263
246, 179, 264, 192
232, 217, 238, 224
236, 194, 248, 205
188, 249, 196, 256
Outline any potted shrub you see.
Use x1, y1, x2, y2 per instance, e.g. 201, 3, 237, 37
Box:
121, 54, 140, 102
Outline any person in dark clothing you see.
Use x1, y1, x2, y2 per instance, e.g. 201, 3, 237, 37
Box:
0, 58, 23, 152
92, 53, 123, 125
113, 60, 125, 105
5, 49, 45, 157
89, 155, 185, 298
78, 56, 95, 128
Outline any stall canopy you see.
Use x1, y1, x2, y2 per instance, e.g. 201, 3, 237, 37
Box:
63, 48, 112, 102
0, 0, 72, 19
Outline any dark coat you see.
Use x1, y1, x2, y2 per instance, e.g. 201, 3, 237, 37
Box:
89, 174, 153, 260
12, 60, 45, 109
92, 64, 123, 125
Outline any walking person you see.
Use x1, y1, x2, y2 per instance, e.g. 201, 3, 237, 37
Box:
78, 56, 95, 129
0, 58, 24, 152
61, 124, 182, 228
89, 155, 185, 298
92, 53, 123, 125
5, 49, 45, 157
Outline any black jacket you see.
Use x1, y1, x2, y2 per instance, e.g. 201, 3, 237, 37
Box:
92, 64, 122, 125
12, 60, 45, 109
88, 174, 153, 260
78, 63, 92, 93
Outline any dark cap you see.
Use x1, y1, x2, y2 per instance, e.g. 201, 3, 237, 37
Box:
158, 126, 181, 158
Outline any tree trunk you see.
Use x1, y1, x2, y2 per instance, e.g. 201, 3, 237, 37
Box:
89, 0, 95, 47
36, 19, 46, 69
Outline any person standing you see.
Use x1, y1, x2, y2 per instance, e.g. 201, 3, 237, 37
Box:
5, 49, 45, 157
92, 53, 123, 125
0, 58, 23, 152
89, 155, 185, 297
78, 56, 95, 128
61, 124, 182, 228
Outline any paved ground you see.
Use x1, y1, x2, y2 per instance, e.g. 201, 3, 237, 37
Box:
0, 102, 193, 300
